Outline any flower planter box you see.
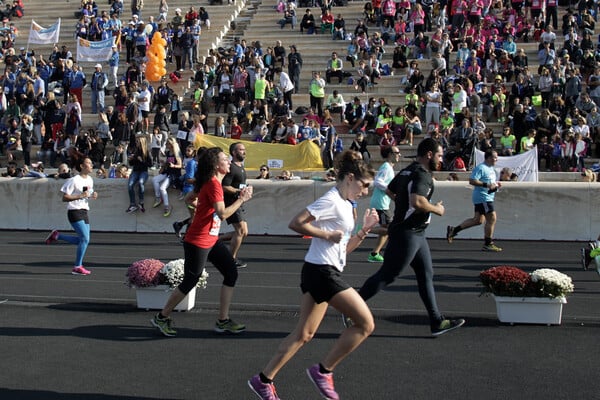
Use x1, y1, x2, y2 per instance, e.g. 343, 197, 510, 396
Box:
135, 285, 196, 311
493, 295, 566, 325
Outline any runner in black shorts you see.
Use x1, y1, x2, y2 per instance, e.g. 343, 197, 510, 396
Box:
248, 150, 379, 400
222, 142, 249, 268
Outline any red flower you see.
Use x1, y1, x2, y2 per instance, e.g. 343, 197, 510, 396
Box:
479, 266, 533, 297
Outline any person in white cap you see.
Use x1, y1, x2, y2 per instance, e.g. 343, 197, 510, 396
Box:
124, 21, 136, 63
109, 44, 120, 88
91, 64, 108, 114
172, 7, 183, 30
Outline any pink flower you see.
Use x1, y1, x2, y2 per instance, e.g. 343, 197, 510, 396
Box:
126, 259, 166, 288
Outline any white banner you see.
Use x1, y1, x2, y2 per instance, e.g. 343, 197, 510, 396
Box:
28, 19, 61, 45
474, 147, 539, 182
76, 37, 115, 63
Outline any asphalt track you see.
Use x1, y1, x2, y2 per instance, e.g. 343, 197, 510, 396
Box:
1, 230, 600, 400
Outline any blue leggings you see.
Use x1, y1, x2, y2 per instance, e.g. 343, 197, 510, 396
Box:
58, 220, 90, 267
358, 228, 443, 327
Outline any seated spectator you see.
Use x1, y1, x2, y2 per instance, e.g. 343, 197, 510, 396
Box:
326, 90, 345, 122
320, 9, 334, 34
325, 52, 344, 84
1, 161, 21, 177
278, 5, 296, 29
300, 9, 315, 34
343, 96, 365, 133
277, 170, 297, 180
332, 14, 345, 40
256, 165, 271, 179
412, 31, 430, 59
349, 131, 371, 164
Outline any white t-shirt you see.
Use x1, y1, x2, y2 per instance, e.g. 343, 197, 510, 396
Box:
426, 91, 442, 108
137, 89, 151, 112
61, 174, 93, 211
304, 187, 355, 271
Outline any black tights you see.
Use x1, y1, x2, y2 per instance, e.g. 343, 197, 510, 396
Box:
179, 240, 238, 293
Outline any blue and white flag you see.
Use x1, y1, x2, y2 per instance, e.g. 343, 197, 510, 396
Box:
77, 37, 115, 62
28, 19, 61, 45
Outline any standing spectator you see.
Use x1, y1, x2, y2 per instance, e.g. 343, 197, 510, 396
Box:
287, 45, 302, 94
68, 65, 86, 107
131, 0, 143, 18
354, 138, 466, 336
309, 71, 326, 118
150, 126, 163, 169
137, 80, 151, 133
150, 147, 253, 337
248, 151, 378, 400
152, 137, 182, 217
180, 26, 194, 71
276, 67, 294, 110
90, 64, 108, 114
222, 142, 250, 269
368, 145, 401, 263
108, 45, 120, 88
126, 135, 152, 213
447, 149, 503, 251
45, 157, 99, 276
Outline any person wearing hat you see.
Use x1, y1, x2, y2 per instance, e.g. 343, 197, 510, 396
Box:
108, 44, 120, 88
124, 21, 136, 63
171, 7, 183, 30
91, 63, 108, 114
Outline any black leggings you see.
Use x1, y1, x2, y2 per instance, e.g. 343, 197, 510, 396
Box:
179, 240, 238, 294
359, 228, 443, 327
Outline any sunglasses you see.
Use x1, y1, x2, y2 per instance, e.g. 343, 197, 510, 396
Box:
260, 168, 267, 171
392, 151, 401, 155
356, 179, 370, 189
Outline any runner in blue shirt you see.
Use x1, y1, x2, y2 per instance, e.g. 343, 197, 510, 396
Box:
446, 149, 503, 251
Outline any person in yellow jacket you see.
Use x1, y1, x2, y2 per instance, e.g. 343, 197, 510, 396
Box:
309, 71, 326, 118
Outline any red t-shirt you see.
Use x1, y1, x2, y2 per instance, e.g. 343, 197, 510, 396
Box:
184, 176, 224, 249
230, 124, 243, 139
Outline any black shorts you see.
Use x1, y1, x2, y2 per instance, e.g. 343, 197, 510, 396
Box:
474, 202, 495, 215
376, 209, 393, 226
67, 209, 89, 224
140, 110, 149, 118
226, 206, 245, 225
300, 262, 350, 304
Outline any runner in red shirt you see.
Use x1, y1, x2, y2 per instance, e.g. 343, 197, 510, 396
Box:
151, 147, 253, 337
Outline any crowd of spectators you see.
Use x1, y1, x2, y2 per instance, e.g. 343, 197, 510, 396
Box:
3, 0, 600, 175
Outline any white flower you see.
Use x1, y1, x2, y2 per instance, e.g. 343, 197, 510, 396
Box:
530, 268, 574, 298
161, 259, 209, 290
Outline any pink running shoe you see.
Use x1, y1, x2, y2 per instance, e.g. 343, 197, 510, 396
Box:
248, 375, 280, 400
72, 266, 91, 275
45, 230, 59, 245
306, 364, 339, 400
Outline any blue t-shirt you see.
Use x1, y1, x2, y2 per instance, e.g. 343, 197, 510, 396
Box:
470, 162, 497, 204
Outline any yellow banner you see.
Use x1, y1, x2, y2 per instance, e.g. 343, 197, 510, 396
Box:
194, 135, 324, 171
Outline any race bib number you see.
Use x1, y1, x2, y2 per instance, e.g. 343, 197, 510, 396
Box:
209, 213, 221, 236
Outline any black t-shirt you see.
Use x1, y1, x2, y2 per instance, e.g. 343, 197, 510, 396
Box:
222, 161, 246, 206
388, 161, 434, 233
